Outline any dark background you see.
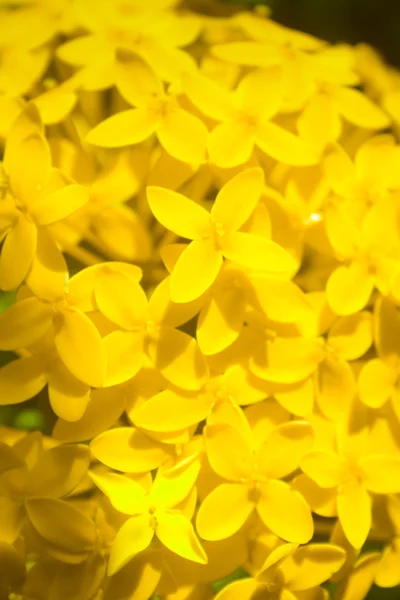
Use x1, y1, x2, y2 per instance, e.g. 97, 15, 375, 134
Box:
225, 0, 400, 68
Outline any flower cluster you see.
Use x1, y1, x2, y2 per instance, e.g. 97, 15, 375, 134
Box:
1, 1, 400, 599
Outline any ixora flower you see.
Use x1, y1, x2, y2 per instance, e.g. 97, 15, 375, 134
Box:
147, 167, 296, 303
300, 422, 400, 549
0, 105, 88, 291
196, 404, 314, 544
214, 532, 346, 600
89, 454, 207, 574
0, 262, 141, 388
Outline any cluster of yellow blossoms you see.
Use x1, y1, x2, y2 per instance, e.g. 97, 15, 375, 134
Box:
3, 0, 400, 599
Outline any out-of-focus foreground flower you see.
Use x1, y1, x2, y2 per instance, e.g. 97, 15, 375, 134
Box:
1, 1, 400, 599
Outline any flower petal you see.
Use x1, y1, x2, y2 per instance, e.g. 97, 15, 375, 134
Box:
149, 328, 208, 391
204, 421, 253, 481
208, 121, 254, 169
214, 579, 260, 600
7, 133, 51, 206
48, 360, 91, 422
95, 270, 148, 330
257, 479, 314, 543
335, 87, 390, 130
0, 297, 52, 350
196, 483, 254, 541
132, 389, 212, 432
360, 455, 400, 494
258, 421, 314, 479
170, 240, 223, 303
86, 108, 157, 147
337, 481, 371, 548
103, 330, 144, 387
26, 497, 97, 554
89, 470, 147, 515
358, 359, 395, 409
32, 184, 88, 226
108, 515, 154, 576
90, 427, 171, 473
156, 511, 207, 564
256, 121, 316, 166
326, 263, 374, 316
284, 544, 346, 591
221, 232, 296, 273
157, 108, 208, 165
147, 187, 211, 240
211, 167, 264, 234
54, 308, 106, 388
0, 214, 37, 291
25, 228, 68, 301
301, 450, 347, 488
0, 354, 47, 406
27, 443, 90, 498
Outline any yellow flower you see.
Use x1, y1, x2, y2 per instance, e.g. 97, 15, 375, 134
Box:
90, 454, 207, 574
301, 423, 400, 548
196, 404, 314, 543
148, 167, 296, 302
0, 105, 88, 291
214, 532, 345, 600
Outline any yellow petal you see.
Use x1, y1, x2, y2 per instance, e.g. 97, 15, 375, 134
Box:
108, 515, 154, 576
157, 108, 208, 164
358, 359, 395, 408
249, 276, 314, 323
258, 421, 314, 479
257, 479, 314, 543
90, 427, 171, 473
208, 121, 255, 169
337, 481, 371, 548
317, 355, 356, 421
375, 540, 400, 588
26, 497, 97, 554
0, 214, 37, 291
103, 553, 161, 600
48, 359, 91, 422
327, 311, 373, 361
338, 552, 381, 600
95, 270, 148, 329
298, 92, 341, 154
27, 443, 90, 498
132, 389, 212, 432
221, 232, 296, 273
170, 240, 223, 303
292, 474, 337, 518
283, 544, 346, 591
0, 354, 47, 406
251, 337, 323, 384
103, 330, 144, 386
197, 283, 246, 355
0, 496, 22, 543
156, 511, 207, 564
25, 228, 68, 301
196, 483, 254, 541
151, 453, 201, 509
214, 579, 260, 600
204, 421, 253, 481
256, 121, 316, 166
335, 87, 390, 130
89, 470, 147, 514
53, 386, 125, 443
32, 184, 88, 226
54, 308, 106, 388
149, 328, 208, 391
300, 450, 347, 488
360, 455, 400, 494
147, 186, 211, 240
211, 167, 264, 234
326, 263, 374, 316
0, 542, 26, 591
87, 108, 157, 147
0, 297, 52, 350
7, 133, 51, 206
